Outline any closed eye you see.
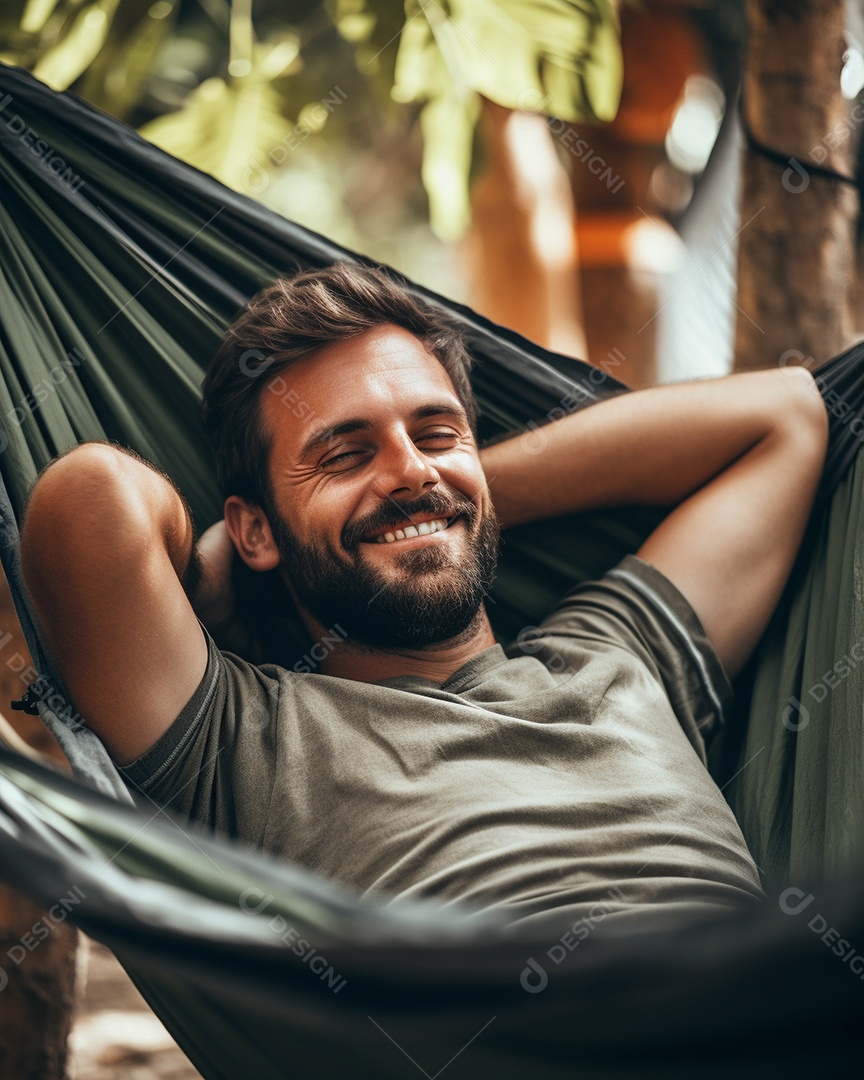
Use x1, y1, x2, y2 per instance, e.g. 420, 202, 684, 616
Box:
321, 449, 367, 468
321, 431, 459, 470
416, 431, 459, 447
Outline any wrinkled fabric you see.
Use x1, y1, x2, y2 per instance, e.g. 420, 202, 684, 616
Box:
1, 62, 864, 1079
121, 556, 763, 931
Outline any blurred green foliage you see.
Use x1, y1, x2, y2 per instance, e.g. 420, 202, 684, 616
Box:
0, 0, 622, 246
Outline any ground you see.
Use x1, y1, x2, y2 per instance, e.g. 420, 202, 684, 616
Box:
69, 938, 201, 1080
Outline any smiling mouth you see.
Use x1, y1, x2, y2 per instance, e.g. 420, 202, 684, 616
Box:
362, 516, 457, 545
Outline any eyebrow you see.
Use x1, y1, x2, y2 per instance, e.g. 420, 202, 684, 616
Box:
299, 402, 468, 459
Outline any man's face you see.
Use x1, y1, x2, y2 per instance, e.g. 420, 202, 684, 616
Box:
257, 324, 499, 649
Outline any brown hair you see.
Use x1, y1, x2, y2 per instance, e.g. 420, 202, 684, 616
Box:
201, 261, 476, 508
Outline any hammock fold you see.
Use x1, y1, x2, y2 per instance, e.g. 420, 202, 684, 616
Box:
1, 62, 863, 1078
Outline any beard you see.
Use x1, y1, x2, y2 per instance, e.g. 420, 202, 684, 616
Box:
264, 488, 500, 650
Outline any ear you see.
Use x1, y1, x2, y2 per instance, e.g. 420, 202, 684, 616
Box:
223, 495, 281, 572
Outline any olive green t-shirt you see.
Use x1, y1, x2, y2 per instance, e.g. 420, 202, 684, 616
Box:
121, 554, 765, 931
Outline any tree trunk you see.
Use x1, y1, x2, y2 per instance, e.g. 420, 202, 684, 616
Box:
735, 0, 859, 371
0, 888, 78, 1079
0, 576, 78, 1080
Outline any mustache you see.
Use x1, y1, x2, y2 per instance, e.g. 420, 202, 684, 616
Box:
342, 490, 480, 549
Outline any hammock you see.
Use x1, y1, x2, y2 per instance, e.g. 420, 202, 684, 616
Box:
0, 62, 863, 1077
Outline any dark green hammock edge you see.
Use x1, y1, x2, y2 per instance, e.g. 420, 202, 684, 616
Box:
0, 63, 862, 1078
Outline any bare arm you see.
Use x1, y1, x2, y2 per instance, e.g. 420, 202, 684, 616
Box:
479, 368, 820, 526
481, 368, 829, 677
20, 443, 208, 765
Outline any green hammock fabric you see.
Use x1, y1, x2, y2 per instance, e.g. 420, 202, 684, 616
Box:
2, 743, 861, 1080
0, 62, 863, 1078
731, 448, 864, 888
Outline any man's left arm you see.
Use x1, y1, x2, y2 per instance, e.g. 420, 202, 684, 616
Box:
480, 368, 828, 679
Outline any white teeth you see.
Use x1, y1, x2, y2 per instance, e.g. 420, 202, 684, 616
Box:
374, 518, 450, 543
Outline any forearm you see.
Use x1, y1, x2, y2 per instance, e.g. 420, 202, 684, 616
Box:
480, 367, 821, 529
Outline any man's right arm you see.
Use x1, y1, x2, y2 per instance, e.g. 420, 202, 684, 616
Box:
20, 442, 209, 765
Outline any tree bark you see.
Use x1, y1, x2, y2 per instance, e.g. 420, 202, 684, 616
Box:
0, 888, 78, 1080
0, 577, 77, 1080
735, 0, 859, 371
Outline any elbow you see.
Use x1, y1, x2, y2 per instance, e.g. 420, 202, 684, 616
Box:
22, 443, 153, 578
24, 442, 139, 529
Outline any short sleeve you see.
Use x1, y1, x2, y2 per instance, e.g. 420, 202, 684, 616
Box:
521, 553, 735, 760
118, 623, 282, 847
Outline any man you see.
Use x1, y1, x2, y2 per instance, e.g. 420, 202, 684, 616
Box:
20, 262, 828, 932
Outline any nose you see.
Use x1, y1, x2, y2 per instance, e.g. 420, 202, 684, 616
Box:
372, 431, 441, 500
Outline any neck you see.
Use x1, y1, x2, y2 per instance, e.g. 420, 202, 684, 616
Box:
305, 608, 498, 685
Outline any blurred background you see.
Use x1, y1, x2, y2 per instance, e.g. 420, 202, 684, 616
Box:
1, 0, 863, 386
1, 1, 864, 1076
5, 0, 862, 394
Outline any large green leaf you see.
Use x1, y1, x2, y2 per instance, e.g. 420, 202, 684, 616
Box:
19, 0, 65, 35
388, 0, 621, 239
394, 0, 622, 123
30, 0, 118, 89
138, 50, 291, 194
76, 0, 179, 120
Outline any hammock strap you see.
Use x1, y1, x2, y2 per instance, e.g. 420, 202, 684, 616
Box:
738, 93, 860, 188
